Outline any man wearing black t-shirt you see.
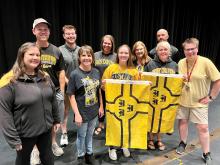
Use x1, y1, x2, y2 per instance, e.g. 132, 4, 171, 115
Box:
31, 18, 65, 164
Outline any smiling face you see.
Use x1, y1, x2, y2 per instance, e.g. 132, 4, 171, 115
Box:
183, 43, 198, 61
157, 46, 169, 62
79, 51, 93, 68
156, 41, 171, 62
23, 46, 41, 73
32, 23, 50, 42
135, 45, 145, 60
78, 45, 94, 70
63, 28, 77, 45
118, 45, 130, 65
102, 37, 112, 54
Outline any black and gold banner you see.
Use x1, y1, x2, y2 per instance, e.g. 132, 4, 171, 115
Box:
105, 79, 151, 149
142, 72, 183, 133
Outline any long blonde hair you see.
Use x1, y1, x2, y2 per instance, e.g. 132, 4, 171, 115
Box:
132, 41, 150, 65
116, 44, 134, 67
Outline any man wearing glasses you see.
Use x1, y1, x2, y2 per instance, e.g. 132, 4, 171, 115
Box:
176, 37, 220, 165
59, 25, 80, 147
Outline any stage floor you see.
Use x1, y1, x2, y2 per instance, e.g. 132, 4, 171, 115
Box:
1, 95, 220, 165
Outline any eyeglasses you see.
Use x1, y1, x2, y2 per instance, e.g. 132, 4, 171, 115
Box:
184, 47, 197, 52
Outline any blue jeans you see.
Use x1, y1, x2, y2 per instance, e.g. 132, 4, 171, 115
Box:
76, 116, 98, 157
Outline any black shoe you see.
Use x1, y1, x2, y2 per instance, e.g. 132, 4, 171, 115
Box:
85, 153, 98, 165
202, 152, 212, 165
77, 156, 85, 165
176, 141, 187, 155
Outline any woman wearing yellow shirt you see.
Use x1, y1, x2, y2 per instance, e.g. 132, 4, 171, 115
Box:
102, 44, 139, 161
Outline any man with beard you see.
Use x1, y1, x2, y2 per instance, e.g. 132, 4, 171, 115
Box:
149, 29, 181, 63
59, 25, 80, 147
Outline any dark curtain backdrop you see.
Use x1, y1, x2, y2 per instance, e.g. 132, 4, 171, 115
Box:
0, 0, 220, 77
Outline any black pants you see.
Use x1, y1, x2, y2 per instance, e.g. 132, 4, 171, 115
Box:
16, 129, 54, 165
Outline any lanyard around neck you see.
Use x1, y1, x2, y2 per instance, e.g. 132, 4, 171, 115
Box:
186, 57, 198, 82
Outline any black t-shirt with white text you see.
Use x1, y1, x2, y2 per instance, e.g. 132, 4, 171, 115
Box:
67, 67, 101, 122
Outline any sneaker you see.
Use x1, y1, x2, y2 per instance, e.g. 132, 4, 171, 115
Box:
109, 148, 117, 160
30, 148, 41, 165
52, 143, 64, 156
85, 153, 96, 165
202, 152, 212, 165
176, 141, 187, 155
77, 156, 85, 165
122, 148, 130, 157
60, 133, 68, 147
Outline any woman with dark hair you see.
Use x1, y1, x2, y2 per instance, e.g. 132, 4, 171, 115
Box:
94, 35, 117, 135
0, 42, 61, 165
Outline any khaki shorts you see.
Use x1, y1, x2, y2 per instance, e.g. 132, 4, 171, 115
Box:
176, 105, 208, 124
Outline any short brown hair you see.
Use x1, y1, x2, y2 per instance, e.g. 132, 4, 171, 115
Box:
62, 25, 77, 33
78, 45, 95, 66
182, 37, 199, 49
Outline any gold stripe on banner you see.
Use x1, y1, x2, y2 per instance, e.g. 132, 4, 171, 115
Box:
142, 72, 183, 133
105, 79, 151, 149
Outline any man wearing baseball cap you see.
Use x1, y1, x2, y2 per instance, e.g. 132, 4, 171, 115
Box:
32, 18, 51, 29
31, 18, 65, 165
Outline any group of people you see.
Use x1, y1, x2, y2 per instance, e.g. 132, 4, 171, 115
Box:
0, 18, 219, 165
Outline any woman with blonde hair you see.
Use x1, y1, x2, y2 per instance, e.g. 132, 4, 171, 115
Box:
132, 41, 151, 72
102, 44, 139, 161
144, 41, 178, 151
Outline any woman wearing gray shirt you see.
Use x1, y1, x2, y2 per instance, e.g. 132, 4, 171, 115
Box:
94, 35, 116, 135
